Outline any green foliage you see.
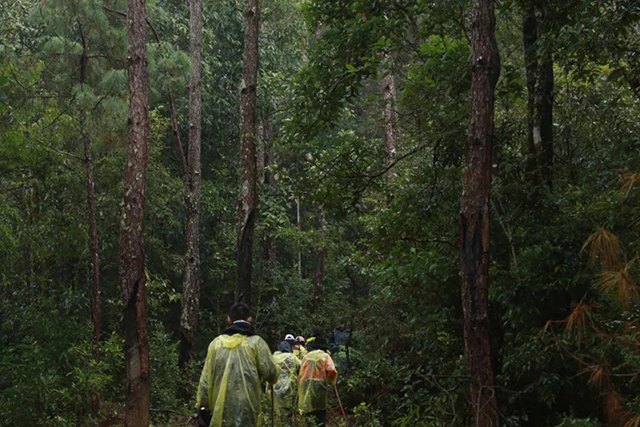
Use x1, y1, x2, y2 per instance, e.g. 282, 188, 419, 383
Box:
2, 0, 640, 426
555, 418, 602, 427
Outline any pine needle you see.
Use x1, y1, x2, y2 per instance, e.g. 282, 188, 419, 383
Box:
583, 228, 621, 270
620, 172, 640, 199
583, 364, 607, 389
565, 301, 591, 346
595, 263, 639, 307
623, 414, 640, 427
603, 389, 624, 421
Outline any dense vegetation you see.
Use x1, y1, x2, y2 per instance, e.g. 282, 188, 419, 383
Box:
1, 0, 639, 426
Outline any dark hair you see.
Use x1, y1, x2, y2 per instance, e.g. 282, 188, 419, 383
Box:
307, 336, 328, 352
229, 302, 251, 322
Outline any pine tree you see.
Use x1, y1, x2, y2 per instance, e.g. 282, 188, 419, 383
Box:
460, 0, 501, 425
178, 0, 204, 378
236, 0, 260, 306
119, 0, 151, 424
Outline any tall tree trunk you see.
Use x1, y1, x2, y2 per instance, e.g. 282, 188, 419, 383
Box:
381, 67, 398, 158
539, 35, 554, 188
178, 0, 203, 377
119, 0, 150, 424
236, 0, 260, 306
460, 0, 501, 425
262, 115, 277, 262
79, 41, 101, 416
257, 121, 266, 186
311, 208, 327, 312
523, 0, 538, 183
296, 198, 302, 278
523, 0, 554, 192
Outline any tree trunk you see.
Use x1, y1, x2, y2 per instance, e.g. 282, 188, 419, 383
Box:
311, 208, 327, 312
523, 0, 554, 192
296, 198, 302, 278
257, 121, 266, 186
178, 0, 203, 377
460, 0, 501, 425
236, 0, 260, 306
262, 115, 277, 262
381, 67, 398, 158
539, 32, 554, 189
79, 42, 102, 416
119, 0, 150, 424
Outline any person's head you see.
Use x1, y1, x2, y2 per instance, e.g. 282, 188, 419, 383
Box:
284, 334, 295, 343
295, 335, 305, 344
278, 341, 292, 353
307, 336, 328, 352
227, 302, 252, 324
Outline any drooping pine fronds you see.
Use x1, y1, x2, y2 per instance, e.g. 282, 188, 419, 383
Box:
620, 172, 640, 199
565, 300, 592, 346
623, 414, 640, 427
603, 389, 626, 423
583, 364, 609, 389
595, 262, 639, 308
620, 172, 640, 229
583, 227, 621, 270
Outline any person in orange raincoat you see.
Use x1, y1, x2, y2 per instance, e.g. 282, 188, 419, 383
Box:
297, 336, 337, 427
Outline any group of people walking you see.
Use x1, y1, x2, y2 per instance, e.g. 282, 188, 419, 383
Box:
195, 302, 338, 427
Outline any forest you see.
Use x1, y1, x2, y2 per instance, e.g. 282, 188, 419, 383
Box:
1, 0, 640, 426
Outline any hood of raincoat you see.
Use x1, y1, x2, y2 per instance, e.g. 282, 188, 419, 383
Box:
278, 341, 292, 353
222, 320, 255, 337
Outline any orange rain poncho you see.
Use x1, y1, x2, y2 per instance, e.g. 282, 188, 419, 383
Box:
195, 333, 279, 427
297, 349, 338, 414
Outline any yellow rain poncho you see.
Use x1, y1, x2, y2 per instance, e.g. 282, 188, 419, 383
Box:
293, 344, 307, 359
273, 350, 301, 412
298, 349, 337, 414
196, 331, 279, 427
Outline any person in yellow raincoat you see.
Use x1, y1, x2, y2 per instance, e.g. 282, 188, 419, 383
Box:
195, 302, 279, 427
298, 337, 337, 427
292, 335, 307, 359
272, 341, 301, 417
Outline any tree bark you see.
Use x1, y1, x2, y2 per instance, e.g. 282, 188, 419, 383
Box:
79, 41, 101, 416
382, 67, 398, 158
311, 207, 327, 312
178, 0, 203, 376
236, 0, 260, 306
257, 121, 266, 186
460, 0, 501, 425
523, 0, 554, 192
296, 198, 302, 278
119, 0, 150, 424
